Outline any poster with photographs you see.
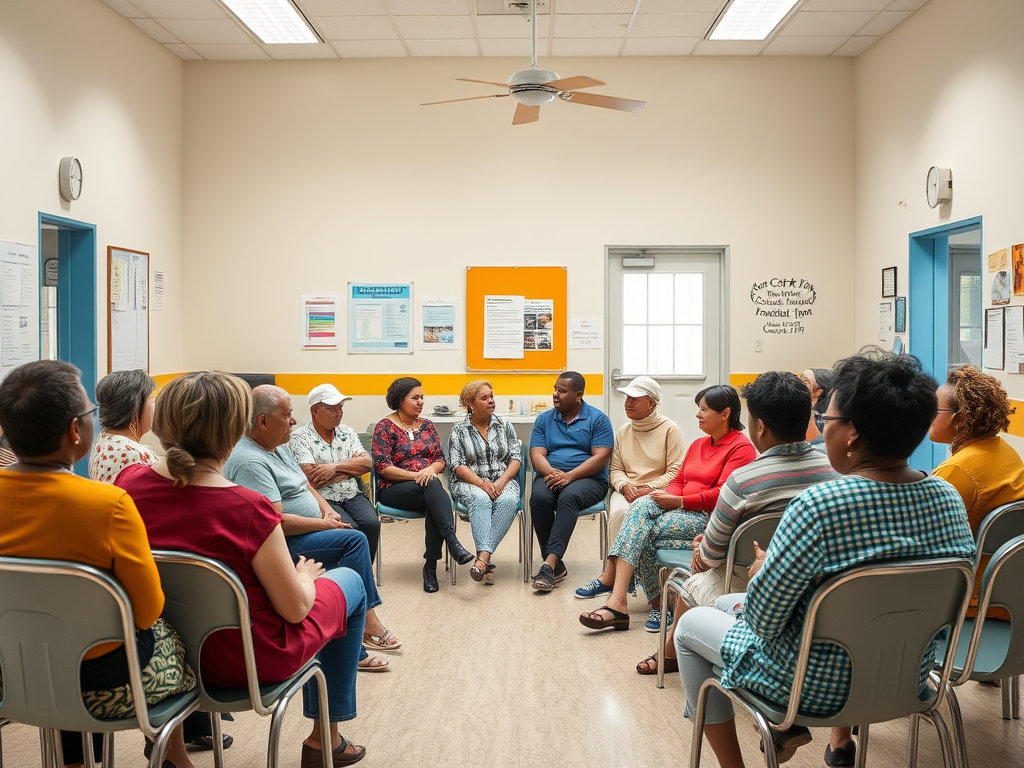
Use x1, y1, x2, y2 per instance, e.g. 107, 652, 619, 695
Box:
523, 298, 553, 351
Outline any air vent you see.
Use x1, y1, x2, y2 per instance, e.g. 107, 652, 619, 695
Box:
474, 0, 548, 16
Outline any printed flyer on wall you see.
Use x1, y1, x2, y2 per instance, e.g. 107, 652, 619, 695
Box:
348, 283, 413, 354
302, 295, 338, 349
420, 297, 458, 350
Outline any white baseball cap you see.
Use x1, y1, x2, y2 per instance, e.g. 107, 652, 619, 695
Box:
617, 376, 662, 403
308, 383, 352, 407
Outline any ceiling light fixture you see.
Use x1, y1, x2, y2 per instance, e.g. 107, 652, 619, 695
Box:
218, 0, 319, 44
708, 0, 801, 41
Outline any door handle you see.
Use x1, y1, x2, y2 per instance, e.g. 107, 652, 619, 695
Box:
611, 368, 629, 383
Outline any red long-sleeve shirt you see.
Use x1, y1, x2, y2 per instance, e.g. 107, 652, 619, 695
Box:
664, 430, 757, 511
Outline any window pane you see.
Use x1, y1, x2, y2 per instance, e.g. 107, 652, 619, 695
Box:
675, 326, 703, 375
648, 326, 674, 375
648, 274, 674, 324
623, 274, 647, 325
675, 273, 703, 325
623, 326, 647, 374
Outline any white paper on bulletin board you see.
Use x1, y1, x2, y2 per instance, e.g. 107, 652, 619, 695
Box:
1005, 305, 1024, 373
109, 248, 149, 372
0, 240, 40, 377
984, 307, 1005, 370
420, 297, 459, 350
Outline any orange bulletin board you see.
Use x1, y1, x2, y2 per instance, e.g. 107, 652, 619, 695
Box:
466, 266, 567, 372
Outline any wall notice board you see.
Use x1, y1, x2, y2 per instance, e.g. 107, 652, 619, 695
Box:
107, 246, 149, 372
466, 266, 567, 371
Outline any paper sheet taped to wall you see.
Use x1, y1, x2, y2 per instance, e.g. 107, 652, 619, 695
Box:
0, 241, 39, 375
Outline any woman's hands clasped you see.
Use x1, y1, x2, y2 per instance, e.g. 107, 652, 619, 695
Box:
414, 466, 437, 486
295, 555, 327, 581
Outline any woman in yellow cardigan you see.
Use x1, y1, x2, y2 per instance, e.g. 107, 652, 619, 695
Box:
0, 360, 195, 768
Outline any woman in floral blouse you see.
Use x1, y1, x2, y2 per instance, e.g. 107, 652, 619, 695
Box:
89, 369, 159, 482
372, 377, 474, 593
448, 380, 522, 585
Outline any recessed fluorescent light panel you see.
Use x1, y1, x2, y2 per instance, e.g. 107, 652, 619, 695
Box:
219, 0, 319, 44
709, 0, 801, 41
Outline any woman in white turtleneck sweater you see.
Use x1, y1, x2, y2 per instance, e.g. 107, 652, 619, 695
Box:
604, 377, 685, 544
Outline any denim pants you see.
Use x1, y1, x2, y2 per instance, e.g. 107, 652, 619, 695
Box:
451, 480, 520, 554
286, 527, 382, 612
674, 603, 738, 724
302, 567, 367, 722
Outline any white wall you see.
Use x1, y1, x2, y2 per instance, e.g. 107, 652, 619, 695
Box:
0, 0, 185, 378
181, 56, 856, 395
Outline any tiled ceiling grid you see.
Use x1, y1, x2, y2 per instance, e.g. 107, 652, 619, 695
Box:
98, 0, 930, 61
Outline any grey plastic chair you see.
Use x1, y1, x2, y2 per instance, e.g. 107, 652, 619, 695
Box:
0, 556, 200, 768
657, 512, 784, 688
688, 557, 974, 768
452, 441, 530, 583
152, 551, 333, 768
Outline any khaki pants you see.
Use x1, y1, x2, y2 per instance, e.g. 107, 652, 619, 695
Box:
606, 490, 630, 545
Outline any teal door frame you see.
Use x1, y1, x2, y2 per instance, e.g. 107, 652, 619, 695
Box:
908, 215, 983, 471
38, 213, 97, 476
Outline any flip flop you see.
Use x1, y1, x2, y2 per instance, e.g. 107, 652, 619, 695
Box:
358, 654, 390, 672
362, 628, 402, 651
579, 605, 630, 631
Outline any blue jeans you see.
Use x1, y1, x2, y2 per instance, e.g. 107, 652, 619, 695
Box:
287, 528, 382, 611
302, 568, 366, 722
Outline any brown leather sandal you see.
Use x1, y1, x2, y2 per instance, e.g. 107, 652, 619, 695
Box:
636, 653, 678, 675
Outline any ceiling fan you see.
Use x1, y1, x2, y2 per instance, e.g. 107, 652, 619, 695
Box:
421, 0, 645, 125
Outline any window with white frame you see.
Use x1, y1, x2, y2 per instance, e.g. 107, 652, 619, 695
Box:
622, 272, 704, 376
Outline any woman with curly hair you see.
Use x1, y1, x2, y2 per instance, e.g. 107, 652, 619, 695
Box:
930, 365, 1024, 619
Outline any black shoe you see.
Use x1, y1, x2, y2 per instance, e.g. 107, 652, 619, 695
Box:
824, 741, 856, 767
757, 725, 812, 764
422, 566, 439, 593
553, 560, 568, 583
446, 536, 475, 566
532, 564, 556, 592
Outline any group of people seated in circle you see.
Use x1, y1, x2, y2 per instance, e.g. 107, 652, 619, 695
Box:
0, 347, 1018, 768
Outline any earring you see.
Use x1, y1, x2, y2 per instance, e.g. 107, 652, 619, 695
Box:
846, 451, 853, 457
955, 425, 960, 431
74, 438, 81, 445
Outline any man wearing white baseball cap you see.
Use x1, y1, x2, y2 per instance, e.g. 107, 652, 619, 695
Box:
574, 375, 685, 600
290, 384, 380, 562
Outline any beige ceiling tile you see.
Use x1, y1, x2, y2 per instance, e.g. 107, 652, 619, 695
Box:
406, 39, 479, 56
130, 18, 180, 44
164, 43, 204, 59
623, 36, 698, 55
831, 34, 880, 56
131, 0, 225, 19
554, 14, 631, 38
629, 12, 714, 37
762, 35, 846, 54
387, 0, 468, 15
551, 38, 623, 56
858, 10, 912, 35
187, 43, 270, 58
98, 0, 146, 18
692, 39, 767, 55
886, 0, 928, 9
779, 11, 877, 36
557, 0, 638, 12
802, 0, 889, 10
264, 42, 339, 58
318, 16, 398, 39
299, 0, 386, 14
157, 18, 252, 44
331, 39, 407, 56
475, 14, 550, 38
479, 38, 534, 56
639, 0, 722, 12
395, 15, 476, 39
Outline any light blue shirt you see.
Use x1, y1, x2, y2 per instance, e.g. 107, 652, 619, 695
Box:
224, 436, 321, 519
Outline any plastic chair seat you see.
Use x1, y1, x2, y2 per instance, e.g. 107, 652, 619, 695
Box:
201, 660, 321, 712
656, 548, 693, 572
937, 617, 1012, 681
377, 503, 425, 521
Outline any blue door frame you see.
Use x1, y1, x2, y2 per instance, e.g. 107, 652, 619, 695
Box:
38, 213, 97, 476
908, 215, 983, 471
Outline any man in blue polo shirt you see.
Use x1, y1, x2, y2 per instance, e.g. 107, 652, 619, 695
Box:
529, 371, 614, 592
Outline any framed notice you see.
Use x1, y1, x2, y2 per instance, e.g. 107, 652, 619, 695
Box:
347, 283, 413, 354
881, 266, 897, 298
107, 246, 149, 372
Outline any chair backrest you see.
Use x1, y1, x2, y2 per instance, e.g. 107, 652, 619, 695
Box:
151, 551, 269, 715
722, 512, 783, 592
956, 535, 1024, 682
975, 500, 1024, 558
783, 557, 973, 728
0, 556, 158, 734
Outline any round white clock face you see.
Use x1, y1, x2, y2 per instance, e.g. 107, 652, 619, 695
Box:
58, 156, 83, 201
69, 158, 82, 199
926, 166, 939, 208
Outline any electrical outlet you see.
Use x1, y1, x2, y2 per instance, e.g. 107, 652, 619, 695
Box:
755, 339, 763, 353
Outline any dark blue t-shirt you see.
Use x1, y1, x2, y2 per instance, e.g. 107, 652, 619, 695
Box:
530, 401, 615, 483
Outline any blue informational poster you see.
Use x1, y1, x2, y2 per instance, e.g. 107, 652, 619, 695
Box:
347, 283, 413, 354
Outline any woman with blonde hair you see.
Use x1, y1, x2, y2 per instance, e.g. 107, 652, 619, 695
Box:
448, 380, 522, 584
116, 371, 369, 766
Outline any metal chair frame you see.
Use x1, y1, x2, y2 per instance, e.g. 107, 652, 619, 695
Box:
152, 551, 333, 768
688, 557, 975, 768
0, 556, 200, 768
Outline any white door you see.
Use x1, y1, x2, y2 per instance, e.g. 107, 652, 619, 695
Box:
605, 248, 728, 445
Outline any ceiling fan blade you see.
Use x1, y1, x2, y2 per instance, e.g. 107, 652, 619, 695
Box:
547, 75, 605, 91
456, 78, 511, 88
512, 103, 540, 125
562, 91, 645, 113
421, 93, 509, 106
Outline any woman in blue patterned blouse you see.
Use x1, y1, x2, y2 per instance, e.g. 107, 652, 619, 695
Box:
448, 381, 523, 585
674, 351, 975, 768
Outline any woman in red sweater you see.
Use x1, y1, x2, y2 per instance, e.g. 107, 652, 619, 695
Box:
578, 385, 756, 633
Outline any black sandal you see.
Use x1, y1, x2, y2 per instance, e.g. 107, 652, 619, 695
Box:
579, 605, 630, 631
470, 557, 488, 582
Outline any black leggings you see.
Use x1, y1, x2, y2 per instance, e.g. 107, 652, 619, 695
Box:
378, 477, 456, 561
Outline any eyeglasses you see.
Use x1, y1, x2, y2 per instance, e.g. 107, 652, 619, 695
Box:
817, 414, 849, 427
77, 405, 97, 419
936, 408, 958, 413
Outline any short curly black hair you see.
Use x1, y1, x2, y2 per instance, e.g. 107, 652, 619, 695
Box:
386, 377, 422, 411
831, 349, 937, 459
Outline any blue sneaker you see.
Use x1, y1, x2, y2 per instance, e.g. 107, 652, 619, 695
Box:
645, 608, 672, 633
574, 578, 612, 600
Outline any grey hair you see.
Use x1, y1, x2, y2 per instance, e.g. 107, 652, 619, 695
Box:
250, 385, 289, 430
95, 369, 156, 430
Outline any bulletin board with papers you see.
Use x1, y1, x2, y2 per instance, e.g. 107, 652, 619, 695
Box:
107, 246, 149, 372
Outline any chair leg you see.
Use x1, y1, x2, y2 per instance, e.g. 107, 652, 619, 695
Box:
376, 526, 383, 587
999, 677, 1017, 719
943, 684, 970, 768
921, 709, 959, 768
1013, 675, 1021, 719
82, 732, 97, 768
854, 723, 869, 768
452, 517, 458, 586
599, 511, 607, 563
657, 582, 674, 689
212, 712, 226, 768
688, 681, 711, 768
907, 714, 921, 768
102, 732, 115, 768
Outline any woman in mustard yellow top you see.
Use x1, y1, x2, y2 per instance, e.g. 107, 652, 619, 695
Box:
930, 365, 1024, 620
0, 360, 195, 768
